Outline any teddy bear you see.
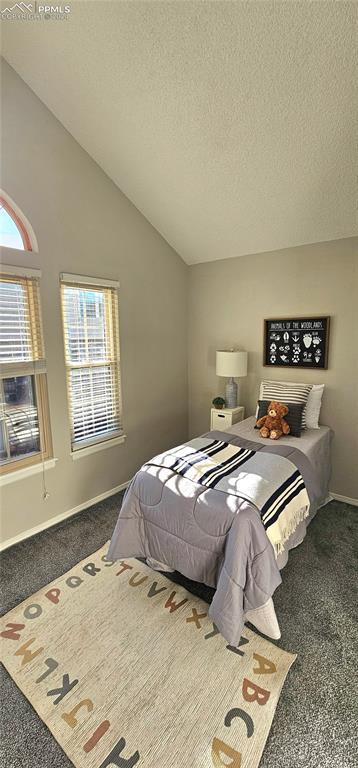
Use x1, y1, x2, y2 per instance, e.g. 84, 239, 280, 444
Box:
256, 400, 290, 440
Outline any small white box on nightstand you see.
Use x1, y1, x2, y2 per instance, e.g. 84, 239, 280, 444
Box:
210, 405, 245, 431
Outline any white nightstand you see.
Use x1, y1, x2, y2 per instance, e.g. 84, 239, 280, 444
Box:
211, 405, 245, 431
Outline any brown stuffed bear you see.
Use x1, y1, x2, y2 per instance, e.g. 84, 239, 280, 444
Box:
256, 400, 290, 440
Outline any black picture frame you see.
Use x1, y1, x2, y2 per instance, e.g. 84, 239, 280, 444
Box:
263, 316, 330, 369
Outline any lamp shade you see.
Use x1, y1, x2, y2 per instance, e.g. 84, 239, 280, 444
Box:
216, 350, 248, 378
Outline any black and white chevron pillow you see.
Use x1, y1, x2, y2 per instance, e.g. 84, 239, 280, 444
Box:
261, 380, 312, 429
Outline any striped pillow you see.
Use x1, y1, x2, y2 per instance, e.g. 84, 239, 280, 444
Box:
261, 380, 313, 429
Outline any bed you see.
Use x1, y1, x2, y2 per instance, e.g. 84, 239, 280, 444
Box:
228, 417, 332, 568
107, 415, 332, 644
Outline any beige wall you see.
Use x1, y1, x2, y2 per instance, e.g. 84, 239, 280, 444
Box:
1, 61, 357, 547
0, 61, 188, 543
188, 238, 358, 498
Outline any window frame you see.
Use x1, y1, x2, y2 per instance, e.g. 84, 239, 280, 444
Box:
0, 194, 37, 252
60, 273, 124, 454
0, 266, 53, 476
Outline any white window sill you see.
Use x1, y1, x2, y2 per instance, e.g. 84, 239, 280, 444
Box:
0, 458, 58, 487
71, 434, 127, 460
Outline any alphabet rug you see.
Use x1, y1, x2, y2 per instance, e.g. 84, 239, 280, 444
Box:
0, 543, 296, 768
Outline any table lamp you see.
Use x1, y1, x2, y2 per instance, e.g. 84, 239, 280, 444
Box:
216, 349, 248, 408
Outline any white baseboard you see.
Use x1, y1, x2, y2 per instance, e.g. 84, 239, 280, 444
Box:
0, 480, 130, 553
329, 492, 358, 507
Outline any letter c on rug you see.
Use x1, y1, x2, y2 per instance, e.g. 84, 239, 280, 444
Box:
211, 737, 242, 768
224, 708, 254, 738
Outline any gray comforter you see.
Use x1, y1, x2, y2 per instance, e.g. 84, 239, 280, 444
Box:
107, 431, 321, 646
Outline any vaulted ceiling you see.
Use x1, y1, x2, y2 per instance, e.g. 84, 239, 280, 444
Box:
2, 0, 357, 264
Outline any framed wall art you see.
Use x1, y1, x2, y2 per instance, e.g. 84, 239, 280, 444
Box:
263, 316, 330, 369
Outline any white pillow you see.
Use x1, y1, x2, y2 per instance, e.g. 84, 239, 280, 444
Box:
257, 380, 324, 429
304, 384, 325, 429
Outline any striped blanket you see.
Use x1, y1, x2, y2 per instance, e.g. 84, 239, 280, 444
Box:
149, 436, 310, 555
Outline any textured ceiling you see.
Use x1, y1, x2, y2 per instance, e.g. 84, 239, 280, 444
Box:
1, 0, 357, 264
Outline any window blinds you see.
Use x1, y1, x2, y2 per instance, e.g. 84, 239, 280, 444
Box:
60, 278, 123, 449
0, 272, 45, 377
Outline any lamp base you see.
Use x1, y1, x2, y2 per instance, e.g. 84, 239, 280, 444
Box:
225, 378, 238, 409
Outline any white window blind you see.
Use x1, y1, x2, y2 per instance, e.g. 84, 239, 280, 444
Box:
60, 277, 123, 450
0, 268, 52, 472
0, 272, 45, 375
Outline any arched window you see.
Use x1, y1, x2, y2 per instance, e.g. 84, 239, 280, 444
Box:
0, 193, 37, 252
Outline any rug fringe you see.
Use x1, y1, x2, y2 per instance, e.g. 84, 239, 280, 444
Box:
269, 505, 310, 557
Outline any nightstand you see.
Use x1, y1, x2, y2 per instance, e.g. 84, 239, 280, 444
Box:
210, 405, 245, 431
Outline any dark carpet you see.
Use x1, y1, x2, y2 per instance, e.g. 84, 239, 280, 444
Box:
1, 495, 357, 768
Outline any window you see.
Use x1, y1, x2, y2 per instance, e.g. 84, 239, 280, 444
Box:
0, 194, 35, 252
60, 274, 123, 452
0, 267, 52, 474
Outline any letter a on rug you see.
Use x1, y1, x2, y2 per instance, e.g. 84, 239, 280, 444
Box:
0, 544, 296, 768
